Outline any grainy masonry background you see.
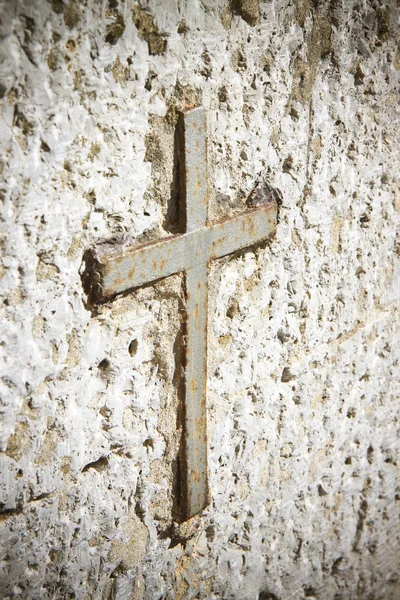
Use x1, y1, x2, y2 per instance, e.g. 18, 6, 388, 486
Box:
0, 1, 399, 599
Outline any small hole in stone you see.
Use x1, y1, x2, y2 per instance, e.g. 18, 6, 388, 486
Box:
129, 339, 138, 356
17, 469, 23, 478
143, 438, 154, 450
143, 211, 150, 216
65, 38, 76, 51
98, 358, 110, 370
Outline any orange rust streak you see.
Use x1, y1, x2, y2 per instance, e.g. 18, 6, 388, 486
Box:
113, 277, 125, 288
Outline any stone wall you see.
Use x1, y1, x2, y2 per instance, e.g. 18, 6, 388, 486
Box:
0, 0, 399, 599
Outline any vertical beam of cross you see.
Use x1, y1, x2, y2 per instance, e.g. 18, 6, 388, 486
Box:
82, 107, 277, 520
179, 107, 210, 516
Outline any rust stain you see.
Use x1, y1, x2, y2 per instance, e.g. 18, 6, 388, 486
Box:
113, 277, 125, 288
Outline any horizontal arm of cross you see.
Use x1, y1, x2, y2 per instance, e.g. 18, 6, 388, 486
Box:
85, 202, 276, 301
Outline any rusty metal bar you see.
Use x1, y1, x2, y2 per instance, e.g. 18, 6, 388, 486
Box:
180, 107, 208, 232
184, 263, 209, 517
209, 202, 276, 259
87, 205, 276, 301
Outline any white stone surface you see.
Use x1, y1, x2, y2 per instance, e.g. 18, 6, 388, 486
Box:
0, 0, 399, 599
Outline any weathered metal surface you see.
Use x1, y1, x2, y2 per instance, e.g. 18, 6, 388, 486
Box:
180, 106, 208, 232
88, 205, 276, 301
84, 106, 278, 520
184, 263, 209, 515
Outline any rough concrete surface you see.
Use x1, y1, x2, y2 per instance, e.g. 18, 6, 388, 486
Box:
0, 0, 399, 599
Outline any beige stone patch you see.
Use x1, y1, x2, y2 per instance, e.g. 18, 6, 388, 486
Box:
270, 127, 279, 148
144, 115, 175, 228
280, 443, 294, 458
87, 392, 105, 411
309, 445, 330, 478
65, 328, 81, 368
6, 287, 24, 305
218, 333, 232, 347
311, 389, 326, 409
311, 134, 323, 161
258, 465, 269, 487
289, 14, 332, 107
51, 341, 60, 364
131, 573, 145, 600
36, 258, 59, 282
237, 478, 251, 500
88, 142, 101, 161
122, 407, 135, 430
174, 554, 203, 600
295, 0, 311, 26
394, 189, 400, 213
365, 404, 373, 416
279, 468, 291, 483
394, 45, 400, 70
231, 0, 260, 26
112, 56, 130, 86
60, 456, 71, 476
35, 430, 58, 466
32, 314, 46, 338
47, 48, 58, 72
147, 437, 176, 521
105, 10, 125, 45
252, 439, 267, 458
149, 488, 171, 522
109, 512, 148, 570
66, 235, 83, 260
132, 4, 166, 55
331, 216, 343, 253
333, 490, 342, 514
57, 488, 69, 513
35, 419, 66, 467
64, 1, 80, 29
357, 287, 368, 316
5, 422, 31, 461
291, 228, 302, 248
220, 4, 233, 29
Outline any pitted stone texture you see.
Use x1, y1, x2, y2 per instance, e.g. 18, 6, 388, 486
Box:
0, 1, 399, 599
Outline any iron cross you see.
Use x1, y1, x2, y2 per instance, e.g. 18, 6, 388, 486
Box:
83, 107, 277, 519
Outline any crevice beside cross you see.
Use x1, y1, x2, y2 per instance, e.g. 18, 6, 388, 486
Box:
83, 107, 277, 520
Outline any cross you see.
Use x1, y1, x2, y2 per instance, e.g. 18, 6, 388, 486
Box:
83, 107, 277, 519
